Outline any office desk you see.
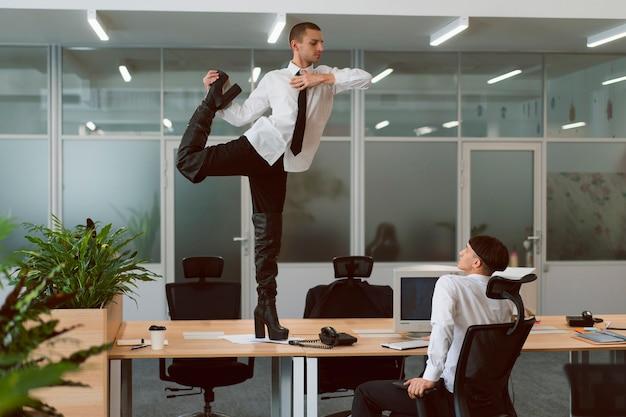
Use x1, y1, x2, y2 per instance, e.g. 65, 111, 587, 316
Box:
109, 319, 306, 417
299, 316, 626, 417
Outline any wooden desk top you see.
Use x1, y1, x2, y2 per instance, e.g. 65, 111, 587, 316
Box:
109, 315, 626, 359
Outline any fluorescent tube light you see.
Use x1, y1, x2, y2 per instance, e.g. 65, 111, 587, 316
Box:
267, 13, 286, 44
252, 66, 261, 82
562, 121, 586, 130
587, 23, 626, 48
414, 126, 437, 136
118, 64, 132, 82
602, 75, 626, 86
487, 69, 522, 85
87, 10, 109, 41
430, 16, 469, 46
372, 68, 394, 84
375, 120, 390, 130
163, 118, 173, 129
85, 121, 97, 131
442, 120, 460, 129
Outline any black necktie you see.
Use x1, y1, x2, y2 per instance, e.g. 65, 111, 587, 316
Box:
290, 71, 307, 156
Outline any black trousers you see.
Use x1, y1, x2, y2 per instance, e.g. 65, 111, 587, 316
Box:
351, 379, 454, 417
193, 135, 287, 214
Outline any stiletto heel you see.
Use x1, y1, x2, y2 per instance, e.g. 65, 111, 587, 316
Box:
220, 83, 242, 109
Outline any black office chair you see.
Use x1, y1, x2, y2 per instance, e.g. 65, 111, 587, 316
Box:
160, 256, 255, 417
414, 273, 537, 417
304, 255, 405, 417
564, 363, 626, 416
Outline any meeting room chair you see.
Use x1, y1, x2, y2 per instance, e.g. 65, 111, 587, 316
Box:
303, 255, 405, 417
564, 363, 626, 416
414, 273, 538, 417
159, 256, 254, 417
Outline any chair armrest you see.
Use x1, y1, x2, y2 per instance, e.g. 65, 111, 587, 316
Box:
415, 387, 438, 416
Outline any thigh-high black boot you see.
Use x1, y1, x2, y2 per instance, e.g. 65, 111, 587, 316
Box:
176, 70, 241, 183
252, 212, 289, 340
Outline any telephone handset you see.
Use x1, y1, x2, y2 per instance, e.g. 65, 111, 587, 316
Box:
289, 326, 357, 349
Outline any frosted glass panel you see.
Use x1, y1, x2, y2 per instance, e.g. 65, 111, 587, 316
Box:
365, 141, 457, 262
282, 141, 350, 262
62, 48, 161, 135
63, 140, 161, 262
461, 53, 543, 137
365, 52, 458, 137
0, 46, 48, 134
547, 142, 626, 260
0, 139, 48, 259
173, 146, 242, 283
546, 54, 626, 138
470, 150, 534, 265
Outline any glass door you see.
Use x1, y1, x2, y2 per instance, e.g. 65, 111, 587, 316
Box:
461, 142, 542, 313
164, 140, 253, 318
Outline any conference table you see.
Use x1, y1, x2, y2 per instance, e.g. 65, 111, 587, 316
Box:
109, 315, 626, 417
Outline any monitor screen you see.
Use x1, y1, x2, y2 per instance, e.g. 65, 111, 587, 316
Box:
393, 264, 462, 337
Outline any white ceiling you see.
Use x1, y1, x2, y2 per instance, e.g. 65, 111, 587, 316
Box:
0, 9, 625, 54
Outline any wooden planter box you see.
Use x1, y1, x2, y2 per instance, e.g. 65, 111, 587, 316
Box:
31, 296, 122, 417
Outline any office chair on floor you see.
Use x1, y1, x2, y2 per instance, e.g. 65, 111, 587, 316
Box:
414, 273, 537, 417
304, 256, 404, 417
160, 256, 254, 417
564, 363, 626, 416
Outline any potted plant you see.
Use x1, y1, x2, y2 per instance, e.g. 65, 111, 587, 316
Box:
10, 215, 160, 417
0, 216, 109, 417
17, 215, 159, 309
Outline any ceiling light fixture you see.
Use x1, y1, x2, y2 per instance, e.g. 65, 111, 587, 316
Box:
87, 10, 109, 41
602, 75, 626, 86
430, 16, 469, 46
414, 126, 438, 136
372, 68, 394, 84
252, 66, 261, 82
587, 23, 626, 48
375, 120, 390, 130
118, 62, 132, 82
442, 120, 460, 128
487, 69, 522, 85
267, 13, 286, 44
562, 121, 586, 130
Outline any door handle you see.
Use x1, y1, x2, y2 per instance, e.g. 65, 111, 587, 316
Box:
526, 234, 540, 254
233, 236, 248, 242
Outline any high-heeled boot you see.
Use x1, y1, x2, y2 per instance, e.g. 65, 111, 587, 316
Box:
176, 70, 241, 183
252, 212, 289, 340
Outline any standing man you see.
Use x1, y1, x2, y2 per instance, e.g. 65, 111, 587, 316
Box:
351, 235, 512, 416
177, 22, 371, 340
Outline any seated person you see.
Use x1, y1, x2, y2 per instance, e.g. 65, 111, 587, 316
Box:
350, 235, 511, 417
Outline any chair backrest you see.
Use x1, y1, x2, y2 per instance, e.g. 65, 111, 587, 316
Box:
166, 256, 240, 320
453, 274, 538, 417
304, 255, 391, 318
564, 363, 626, 417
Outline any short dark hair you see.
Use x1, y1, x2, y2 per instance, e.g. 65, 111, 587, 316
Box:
289, 22, 321, 44
469, 235, 509, 273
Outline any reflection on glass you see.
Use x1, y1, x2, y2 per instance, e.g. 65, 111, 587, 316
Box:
63, 140, 161, 262
470, 150, 534, 266
546, 54, 626, 138
282, 141, 350, 262
365, 141, 457, 262
461, 53, 543, 137
62, 48, 162, 135
365, 52, 458, 137
173, 146, 242, 283
547, 143, 626, 260
0, 46, 48, 134
0, 139, 48, 259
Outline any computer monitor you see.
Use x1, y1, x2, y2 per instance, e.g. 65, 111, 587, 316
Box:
393, 264, 463, 338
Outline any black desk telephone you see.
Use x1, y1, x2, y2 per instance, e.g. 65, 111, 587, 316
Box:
566, 310, 603, 327
289, 326, 357, 349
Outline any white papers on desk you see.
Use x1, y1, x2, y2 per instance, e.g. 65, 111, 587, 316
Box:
221, 334, 295, 345
530, 325, 567, 334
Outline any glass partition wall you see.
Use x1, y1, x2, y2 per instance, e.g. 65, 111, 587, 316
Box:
2, 45, 626, 264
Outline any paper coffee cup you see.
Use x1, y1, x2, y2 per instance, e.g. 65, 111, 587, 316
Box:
149, 325, 166, 350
